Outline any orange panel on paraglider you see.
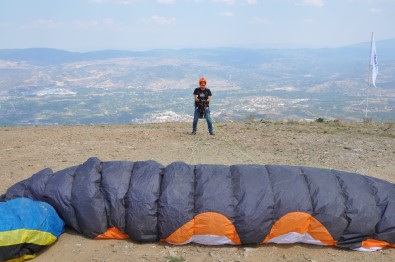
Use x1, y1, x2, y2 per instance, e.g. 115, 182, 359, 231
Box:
95, 227, 129, 240
263, 212, 336, 246
361, 239, 395, 250
165, 212, 241, 245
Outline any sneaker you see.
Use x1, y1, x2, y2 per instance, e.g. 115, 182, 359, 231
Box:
191, 131, 196, 135
209, 132, 215, 136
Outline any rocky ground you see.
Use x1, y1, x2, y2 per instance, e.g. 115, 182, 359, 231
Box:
1, 120, 394, 262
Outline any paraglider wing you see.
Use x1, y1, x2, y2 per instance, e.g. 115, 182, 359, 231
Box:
0, 198, 64, 261
1, 157, 394, 252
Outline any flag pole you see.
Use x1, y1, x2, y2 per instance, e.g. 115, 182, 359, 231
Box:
365, 32, 374, 120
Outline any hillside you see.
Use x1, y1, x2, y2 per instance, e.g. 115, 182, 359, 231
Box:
1, 120, 394, 262
1, 43, 395, 125
1, 41, 395, 125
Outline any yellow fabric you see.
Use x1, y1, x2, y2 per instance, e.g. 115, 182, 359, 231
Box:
0, 229, 57, 247
6, 254, 36, 262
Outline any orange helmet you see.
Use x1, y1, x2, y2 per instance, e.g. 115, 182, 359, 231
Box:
199, 77, 207, 85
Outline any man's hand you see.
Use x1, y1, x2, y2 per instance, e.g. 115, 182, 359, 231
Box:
198, 99, 207, 104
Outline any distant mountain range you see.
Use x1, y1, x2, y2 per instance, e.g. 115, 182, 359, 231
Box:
1, 38, 395, 66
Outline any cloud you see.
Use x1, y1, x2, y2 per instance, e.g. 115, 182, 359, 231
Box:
73, 20, 100, 29
149, 15, 177, 25
298, 0, 324, 7
89, 0, 136, 5
102, 18, 117, 26
116, 0, 134, 4
157, 0, 176, 4
213, 0, 236, 5
22, 18, 119, 31
214, 0, 256, 5
220, 11, 234, 17
21, 19, 61, 29
253, 17, 270, 25
369, 8, 382, 13
72, 18, 121, 29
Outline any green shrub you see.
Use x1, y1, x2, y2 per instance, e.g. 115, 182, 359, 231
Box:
168, 256, 186, 262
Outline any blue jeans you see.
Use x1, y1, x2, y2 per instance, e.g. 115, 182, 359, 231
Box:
192, 107, 213, 133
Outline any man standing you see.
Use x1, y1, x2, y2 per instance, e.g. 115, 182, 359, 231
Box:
192, 77, 214, 135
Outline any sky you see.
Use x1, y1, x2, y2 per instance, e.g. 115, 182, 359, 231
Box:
0, 0, 394, 51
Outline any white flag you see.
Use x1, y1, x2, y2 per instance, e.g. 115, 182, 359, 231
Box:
370, 35, 378, 87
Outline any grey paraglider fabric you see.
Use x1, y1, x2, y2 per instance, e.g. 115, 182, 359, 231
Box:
1, 157, 394, 251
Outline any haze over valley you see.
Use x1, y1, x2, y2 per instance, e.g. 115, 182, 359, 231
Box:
0, 40, 394, 126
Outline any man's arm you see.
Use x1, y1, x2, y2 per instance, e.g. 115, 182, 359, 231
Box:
207, 89, 212, 103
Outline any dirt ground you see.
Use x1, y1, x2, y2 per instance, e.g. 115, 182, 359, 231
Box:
1, 120, 394, 262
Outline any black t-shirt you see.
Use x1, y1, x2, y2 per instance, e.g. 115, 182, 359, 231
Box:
193, 87, 212, 107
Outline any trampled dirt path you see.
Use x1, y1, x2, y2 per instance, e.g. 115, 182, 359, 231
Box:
1, 120, 394, 261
